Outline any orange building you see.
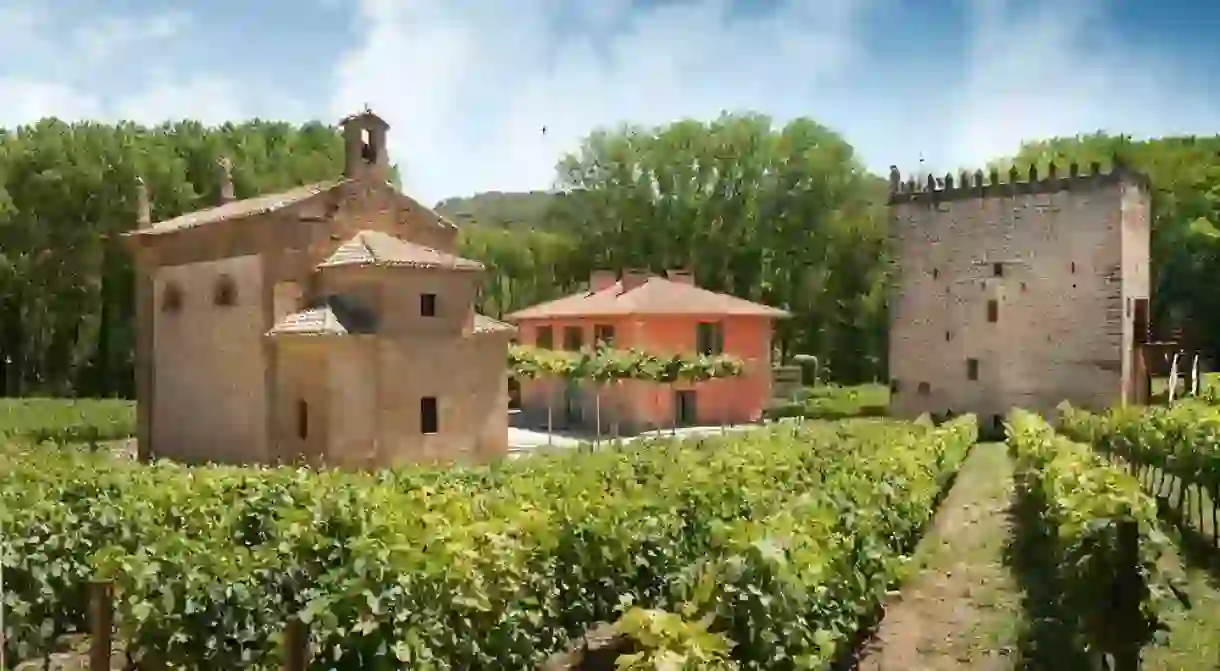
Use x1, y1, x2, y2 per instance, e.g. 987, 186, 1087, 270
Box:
506, 269, 789, 433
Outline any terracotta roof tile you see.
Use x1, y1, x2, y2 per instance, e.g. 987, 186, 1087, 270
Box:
267, 295, 378, 337
267, 307, 350, 336
472, 313, 517, 335
131, 180, 346, 235
319, 230, 484, 271
128, 179, 459, 237
506, 275, 790, 320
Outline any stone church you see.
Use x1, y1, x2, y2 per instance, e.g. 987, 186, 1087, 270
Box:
886, 161, 1152, 433
123, 109, 514, 469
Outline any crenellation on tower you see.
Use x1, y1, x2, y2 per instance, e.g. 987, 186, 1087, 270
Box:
886, 159, 1152, 205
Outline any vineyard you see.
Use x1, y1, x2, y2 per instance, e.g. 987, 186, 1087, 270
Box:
7, 394, 1220, 670
0, 408, 974, 670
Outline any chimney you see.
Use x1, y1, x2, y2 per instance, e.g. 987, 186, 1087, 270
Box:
217, 156, 235, 204
621, 268, 651, 293
136, 177, 151, 229
590, 270, 617, 293
341, 106, 391, 181
666, 268, 695, 286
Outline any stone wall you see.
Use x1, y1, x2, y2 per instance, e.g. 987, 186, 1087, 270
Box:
152, 254, 269, 463
887, 164, 1151, 426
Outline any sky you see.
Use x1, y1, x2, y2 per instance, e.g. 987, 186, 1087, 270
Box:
1, 0, 1218, 204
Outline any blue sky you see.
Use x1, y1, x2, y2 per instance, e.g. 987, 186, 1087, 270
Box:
1, 0, 1218, 203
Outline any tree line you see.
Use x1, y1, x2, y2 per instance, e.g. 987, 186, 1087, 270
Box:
1, 117, 1217, 398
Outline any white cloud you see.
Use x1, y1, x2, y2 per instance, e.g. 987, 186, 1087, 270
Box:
333, 0, 1220, 202
332, 0, 877, 202
0, 4, 294, 129
936, 0, 1220, 174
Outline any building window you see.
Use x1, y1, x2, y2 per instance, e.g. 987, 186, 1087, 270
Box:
535, 325, 554, 349
889, 378, 901, 394
917, 382, 930, 396
987, 299, 999, 323
214, 275, 237, 306
594, 324, 616, 347
932, 268, 939, 280
696, 322, 725, 355
945, 331, 952, 342
1070, 262, 1076, 274
420, 293, 437, 317
563, 326, 583, 351
967, 358, 979, 381
992, 262, 1003, 277
162, 282, 183, 313
420, 397, 438, 434
296, 399, 308, 440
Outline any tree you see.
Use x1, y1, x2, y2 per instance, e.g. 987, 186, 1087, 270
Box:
549, 113, 889, 383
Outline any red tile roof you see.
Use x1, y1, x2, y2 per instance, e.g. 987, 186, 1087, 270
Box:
506, 275, 790, 320
319, 230, 483, 271
126, 179, 459, 237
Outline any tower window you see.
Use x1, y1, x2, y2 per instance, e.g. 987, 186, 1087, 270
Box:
987, 299, 999, 323
361, 129, 376, 164
967, 358, 979, 381
162, 282, 183, 313
420, 397, 438, 434
992, 262, 1003, 277
1070, 261, 1076, 274
296, 399, 309, 440
214, 274, 237, 307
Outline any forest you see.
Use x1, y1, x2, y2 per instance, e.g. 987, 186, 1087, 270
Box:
0, 116, 1218, 399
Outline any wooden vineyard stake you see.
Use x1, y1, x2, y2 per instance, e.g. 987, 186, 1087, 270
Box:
89, 581, 113, 671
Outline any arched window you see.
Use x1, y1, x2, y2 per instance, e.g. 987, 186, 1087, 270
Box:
214, 274, 237, 307
162, 282, 183, 313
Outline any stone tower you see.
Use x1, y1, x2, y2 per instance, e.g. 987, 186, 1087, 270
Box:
886, 159, 1152, 432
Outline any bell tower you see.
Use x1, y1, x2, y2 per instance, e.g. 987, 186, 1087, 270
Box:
341, 106, 390, 181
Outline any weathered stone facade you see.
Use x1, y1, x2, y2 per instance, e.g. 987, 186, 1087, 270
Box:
124, 109, 513, 468
886, 162, 1152, 430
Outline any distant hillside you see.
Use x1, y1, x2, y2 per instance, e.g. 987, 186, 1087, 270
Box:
435, 190, 558, 230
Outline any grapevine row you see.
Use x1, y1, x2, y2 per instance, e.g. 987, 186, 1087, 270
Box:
1, 415, 975, 670
1059, 400, 1220, 544
507, 344, 746, 383
1006, 410, 1182, 666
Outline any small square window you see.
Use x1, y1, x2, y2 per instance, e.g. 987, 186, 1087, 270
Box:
967, 358, 979, 381
917, 381, 931, 396
594, 324, 616, 347
987, 299, 999, 323
563, 326, 583, 351
420, 293, 437, 317
696, 322, 724, 355
536, 326, 554, 349
992, 262, 1003, 277
420, 397, 438, 434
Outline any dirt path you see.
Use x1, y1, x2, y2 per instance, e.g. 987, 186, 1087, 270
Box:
856, 443, 1021, 671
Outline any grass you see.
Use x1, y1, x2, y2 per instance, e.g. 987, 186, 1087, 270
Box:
862, 439, 1220, 671
0, 397, 136, 444
857, 443, 1022, 670
765, 382, 890, 421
